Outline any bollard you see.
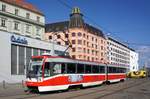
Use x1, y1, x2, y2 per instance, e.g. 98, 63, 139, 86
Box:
22, 80, 24, 88
3, 80, 6, 89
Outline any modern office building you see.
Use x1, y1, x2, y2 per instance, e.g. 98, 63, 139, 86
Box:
0, 0, 67, 83
45, 7, 107, 63
107, 37, 130, 67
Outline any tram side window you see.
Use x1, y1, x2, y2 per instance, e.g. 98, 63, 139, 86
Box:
77, 64, 84, 73
67, 63, 76, 73
99, 66, 105, 73
85, 65, 91, 73
53, 63, 61, 75
108, 67, 125, 73
108, 67, 113, 73
61, 63, 66, 74
92, 65, 99, 73
116, 68, 120, 73
120, 68, 126, 73
44, 62, 51, 77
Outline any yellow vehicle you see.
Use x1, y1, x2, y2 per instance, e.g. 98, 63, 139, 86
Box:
127, 70, 146, 78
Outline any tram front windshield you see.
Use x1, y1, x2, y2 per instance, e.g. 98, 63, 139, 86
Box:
27, 58, 43, 78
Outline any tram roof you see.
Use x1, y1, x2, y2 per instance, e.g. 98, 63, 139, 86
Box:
31, 55, 128, 68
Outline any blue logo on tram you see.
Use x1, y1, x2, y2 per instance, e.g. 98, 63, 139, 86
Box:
11, 35, 28, 45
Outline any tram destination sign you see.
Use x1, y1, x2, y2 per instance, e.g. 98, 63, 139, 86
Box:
11, 35, 28, 45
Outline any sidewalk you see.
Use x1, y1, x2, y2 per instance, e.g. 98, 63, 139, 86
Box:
0, 83, 26, 97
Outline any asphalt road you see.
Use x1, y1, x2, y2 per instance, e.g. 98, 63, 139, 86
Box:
0, 78, 150, 99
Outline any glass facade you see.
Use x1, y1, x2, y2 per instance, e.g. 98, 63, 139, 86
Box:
11, 44, 51, 75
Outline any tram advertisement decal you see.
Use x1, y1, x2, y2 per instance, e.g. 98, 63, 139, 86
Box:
68, 75, 83, 82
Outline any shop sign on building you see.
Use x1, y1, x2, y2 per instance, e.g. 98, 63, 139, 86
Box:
11, 35, 28, 45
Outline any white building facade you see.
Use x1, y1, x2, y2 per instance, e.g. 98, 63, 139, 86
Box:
130, 50, 139, 71
107, 37, 130, 68
0, 0, 67, 83
0, 0, 45, 40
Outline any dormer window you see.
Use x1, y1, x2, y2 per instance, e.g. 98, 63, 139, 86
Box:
37, 16, 40, 22
15, 9, 19, 15
2, 4, 6, 12
26, 13, 30, 19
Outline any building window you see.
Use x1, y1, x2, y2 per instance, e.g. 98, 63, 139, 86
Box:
101, 46, 103, 50
95, 51, 98, 55
95, 45, 97, 49
65, 34, 69, 38
72, 40, 75, 44
92, 57, 94, 61
57, 42, 61, 45
83, 40, 86, 45
72, 32, 76, 37
72, 48, 75, 52
57, 35, 61, 38
26, 13, 30, 19
36, 27, 41, 36
11, 45, 17, 75
92, 44, 94, 48
65, 41, 69, 45
37, 16, 40, 22
26, 24, 31, 33
87, 42, 89, 47
92, 50, 94, 55
101, 40, 103, 44
83, 33, 85, 37
18, 46, 25, 75
1, 18, 6, 27
78, 40, 82, 44
72, 55, 76, 59
49, 36, 52, 39
15, 9, 19, 15
87, 57, 90, 61
95, 39, 97, 43
101, 52, 104, 57
84, 48, 86, 53
92, 37, 94, 41
78, 32, 82, 36
87, 35, 89, 39
87, 49, 90, 54
2, 4, 6, 12
14, 22, 19, 30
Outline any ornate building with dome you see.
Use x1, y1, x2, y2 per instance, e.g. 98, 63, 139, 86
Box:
45, 7, 107, 63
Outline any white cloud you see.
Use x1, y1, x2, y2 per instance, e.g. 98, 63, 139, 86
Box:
136, 46, 150, 53
136, 46, 150, 67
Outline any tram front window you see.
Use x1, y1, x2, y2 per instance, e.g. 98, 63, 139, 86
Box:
27, 58, 43, 78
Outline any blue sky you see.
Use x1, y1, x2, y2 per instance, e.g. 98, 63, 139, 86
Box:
27, 0, 150, 67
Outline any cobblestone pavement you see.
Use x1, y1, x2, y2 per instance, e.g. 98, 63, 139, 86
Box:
0, 78, 150, 99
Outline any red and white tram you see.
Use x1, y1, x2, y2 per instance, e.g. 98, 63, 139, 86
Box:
25, 55, 127, 92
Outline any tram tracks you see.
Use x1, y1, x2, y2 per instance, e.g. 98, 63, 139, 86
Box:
0, 78, 149, 99
65, 78, 149, 99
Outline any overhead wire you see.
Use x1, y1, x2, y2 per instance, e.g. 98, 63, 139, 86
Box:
57, 0, 150, 47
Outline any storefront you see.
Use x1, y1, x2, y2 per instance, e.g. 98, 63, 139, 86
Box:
0, 31, 67, 83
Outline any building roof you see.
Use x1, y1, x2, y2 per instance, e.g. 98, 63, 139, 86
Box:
45, 21, 105, 38
108, 37, 135, 51
45, 7, 105, 38
1, 0, 43, 15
